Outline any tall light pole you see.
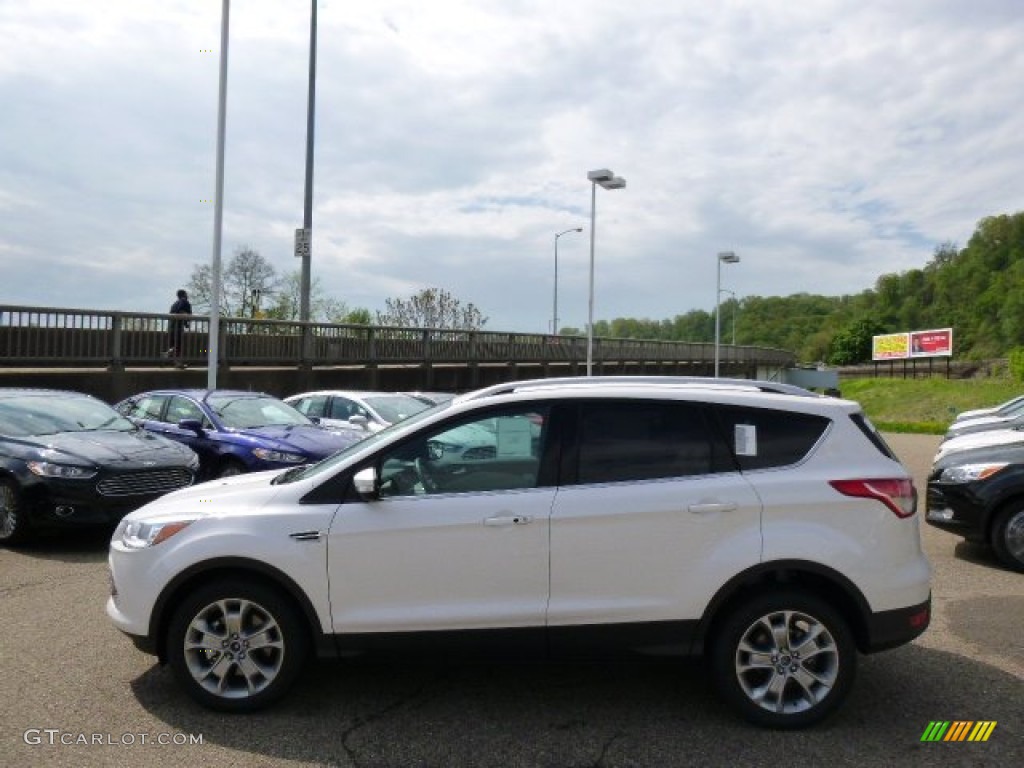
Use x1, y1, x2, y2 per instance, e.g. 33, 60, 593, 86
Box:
719, 288, 737, 345
207, 0, 230, 389
299, 0, 317, 364
586, 169, 626, 376
553, 227, 582, 335
714, 251, 740, 377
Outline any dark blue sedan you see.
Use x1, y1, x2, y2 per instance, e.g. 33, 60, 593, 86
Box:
114, 389, 365, 479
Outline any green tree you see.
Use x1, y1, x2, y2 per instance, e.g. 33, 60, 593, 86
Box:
826, 317, 885, 365
267, 271, 366, 323
376, 288, 488, 330
187, 246, 278, 317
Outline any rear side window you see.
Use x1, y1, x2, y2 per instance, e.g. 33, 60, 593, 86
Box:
576, 401, 729, 483
849, 413, 898, 460
712, 404, 830, 470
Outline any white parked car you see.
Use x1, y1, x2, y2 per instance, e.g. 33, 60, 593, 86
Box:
107, 377, 931, 729
284, 390, 430, 433
952, 394, 1024, 424
945, 400, 1024, 440
933, 425, 1024, 461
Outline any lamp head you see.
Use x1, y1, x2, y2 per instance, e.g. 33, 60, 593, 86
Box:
718, 251, 740, 264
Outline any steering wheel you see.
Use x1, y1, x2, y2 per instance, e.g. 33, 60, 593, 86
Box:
413, 457, 439, 493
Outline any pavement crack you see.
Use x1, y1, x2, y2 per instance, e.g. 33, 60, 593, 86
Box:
0, 579, 46, 598
338, 669, 451, 768
591, 730, 628, 768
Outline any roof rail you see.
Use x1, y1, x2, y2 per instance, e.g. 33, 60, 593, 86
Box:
457, 376, 819, 402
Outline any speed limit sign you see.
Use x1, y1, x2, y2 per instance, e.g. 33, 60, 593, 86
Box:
294, 228, 310, 259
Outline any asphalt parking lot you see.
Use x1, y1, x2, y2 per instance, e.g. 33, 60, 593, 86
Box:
1, 433, 1021, 768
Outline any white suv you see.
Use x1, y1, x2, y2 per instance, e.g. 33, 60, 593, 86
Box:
107, 377, 931, 728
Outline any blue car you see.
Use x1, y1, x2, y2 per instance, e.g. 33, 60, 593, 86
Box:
114, 389, 364, 479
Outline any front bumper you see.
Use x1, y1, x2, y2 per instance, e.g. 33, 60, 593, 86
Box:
925, 484, 987, 543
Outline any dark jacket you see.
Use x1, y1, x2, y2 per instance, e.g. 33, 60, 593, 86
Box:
170, 298, 192, 327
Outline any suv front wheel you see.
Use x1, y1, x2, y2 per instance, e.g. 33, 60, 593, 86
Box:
991, 502, 1024, 572
712, 591, 856, 729
167, 579, 308, 711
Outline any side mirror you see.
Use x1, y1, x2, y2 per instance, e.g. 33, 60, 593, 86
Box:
348, 414, 370, 430
352, 466, 379, 500
178, 418, 205, 435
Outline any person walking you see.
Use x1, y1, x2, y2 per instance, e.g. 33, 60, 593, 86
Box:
165, 289, 192, 369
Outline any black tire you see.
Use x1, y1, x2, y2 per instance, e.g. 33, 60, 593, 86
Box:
711, 590, 856, 729
0, 479, 33, 545
991, 503, 1024, 572
167, 579, 309, 712
216, 459, 246, 478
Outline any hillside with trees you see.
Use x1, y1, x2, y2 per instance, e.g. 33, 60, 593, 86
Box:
563, 211, 1024, 365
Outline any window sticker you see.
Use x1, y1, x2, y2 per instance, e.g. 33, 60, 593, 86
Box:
496, 417, 532, 457
735, 424, 757, 456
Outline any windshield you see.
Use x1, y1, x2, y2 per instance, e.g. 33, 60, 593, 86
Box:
208, 394, 312, 429
0, 395, 135, 436
273, 399, 449, 484
363, 394, 431, 424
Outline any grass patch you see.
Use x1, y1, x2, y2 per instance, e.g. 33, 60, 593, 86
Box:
840, 378, 1022, 434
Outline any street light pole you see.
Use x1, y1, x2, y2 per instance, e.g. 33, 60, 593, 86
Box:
586, 169, 626, 376
553, 227, 582, 335
207, 0, 230, 389
714, 251, 740, 377
719, 288, 737, 345
299, 0, 317, 363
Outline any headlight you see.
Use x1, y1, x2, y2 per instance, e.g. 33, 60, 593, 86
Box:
939, 463, 1008, 484
118, 519, 195, 549
187, 453, 201, 472
252, 448, 307, 463
27, 461, 97, 479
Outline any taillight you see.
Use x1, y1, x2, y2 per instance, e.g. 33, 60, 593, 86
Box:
829, 478, 917, 518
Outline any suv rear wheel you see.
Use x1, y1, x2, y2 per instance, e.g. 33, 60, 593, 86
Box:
712, 591, 856, 729
167, 580, 308, 711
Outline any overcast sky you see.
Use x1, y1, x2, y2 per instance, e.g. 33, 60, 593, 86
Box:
2, 0, 1022, 333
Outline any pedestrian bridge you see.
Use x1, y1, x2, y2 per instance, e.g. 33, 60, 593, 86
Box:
0, 303, 799, 402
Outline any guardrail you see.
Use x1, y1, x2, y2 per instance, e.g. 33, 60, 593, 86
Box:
0, 304, 796, 370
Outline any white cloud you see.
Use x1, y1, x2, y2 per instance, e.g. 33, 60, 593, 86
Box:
1, 0, 1022, 334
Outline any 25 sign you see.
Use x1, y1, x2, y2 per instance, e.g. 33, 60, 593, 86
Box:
294, 228, 311, 259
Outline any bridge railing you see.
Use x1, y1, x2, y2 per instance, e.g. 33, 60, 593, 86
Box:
0, 304, 795, 369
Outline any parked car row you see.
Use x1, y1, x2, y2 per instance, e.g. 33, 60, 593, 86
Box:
925, 393, 1024, 572
0, 386, 453, 544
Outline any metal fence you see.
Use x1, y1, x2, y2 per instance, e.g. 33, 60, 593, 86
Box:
0, 304, 796, 370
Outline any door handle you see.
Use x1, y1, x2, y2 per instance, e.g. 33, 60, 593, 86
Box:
688, 502, 738, 514
484, 515, 533, 526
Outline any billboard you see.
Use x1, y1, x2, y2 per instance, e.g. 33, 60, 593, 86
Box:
872, 328, 953, 361
910, 328, 953, 357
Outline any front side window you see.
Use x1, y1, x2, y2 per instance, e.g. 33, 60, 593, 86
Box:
576, 400, 724, 484
376, 405, 549, 498
166, 395, 209, 428
327, 397, 359, 421
119, 395, 166, 421
293, 395, 327, 419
